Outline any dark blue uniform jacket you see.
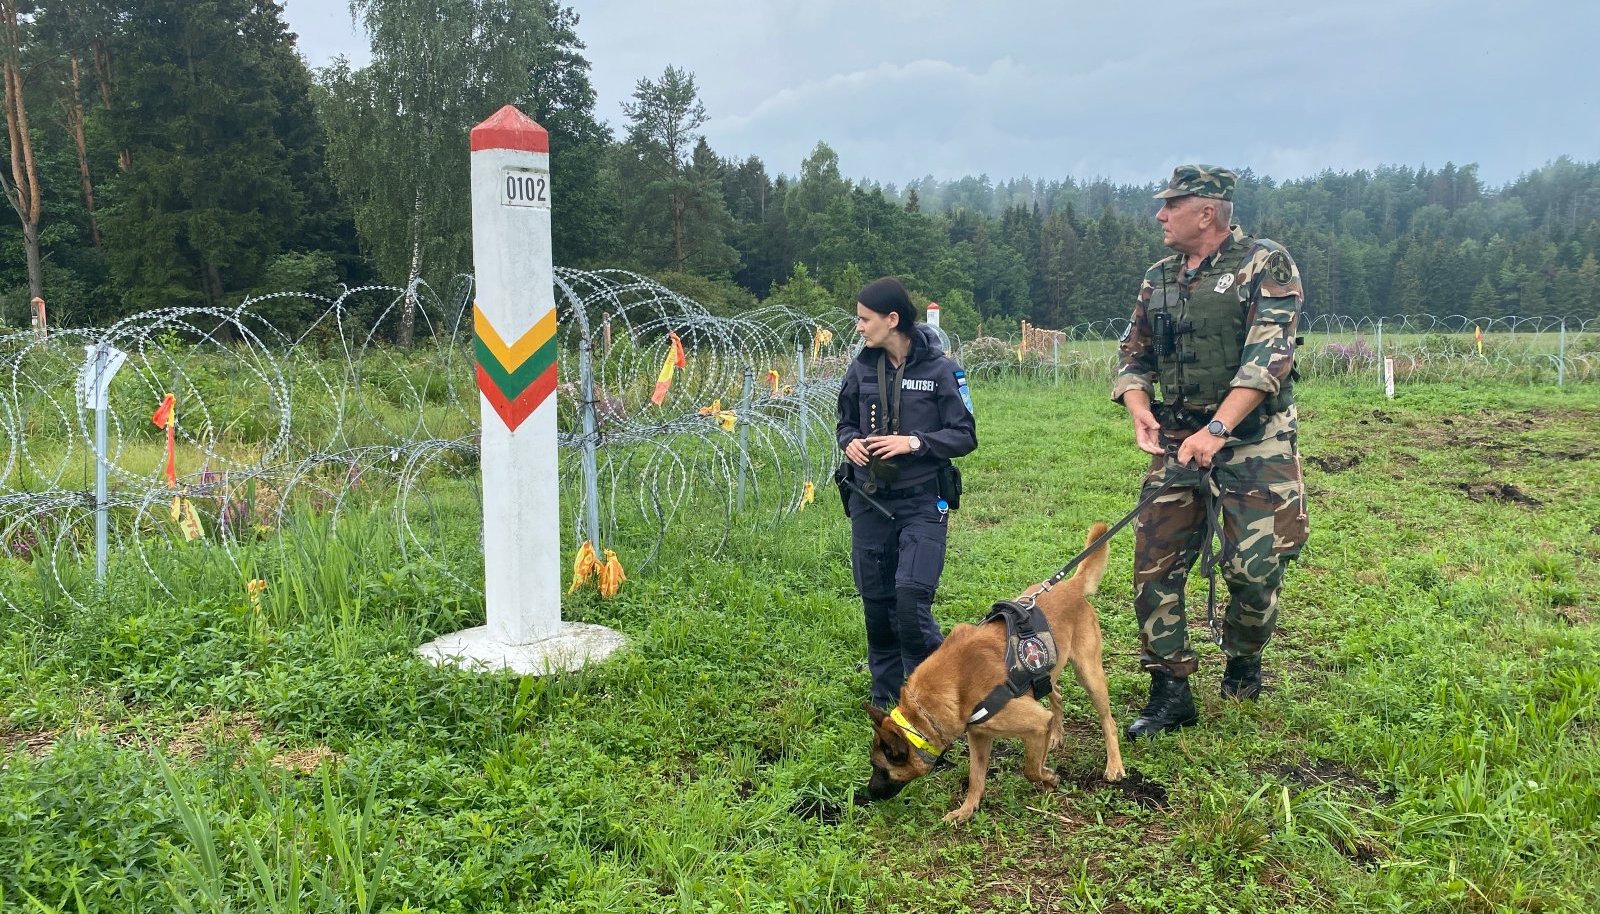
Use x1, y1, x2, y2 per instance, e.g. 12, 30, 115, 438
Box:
836, 324, 977, 490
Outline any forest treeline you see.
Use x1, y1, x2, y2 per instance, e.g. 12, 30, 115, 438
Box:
2, 0, 1597, 342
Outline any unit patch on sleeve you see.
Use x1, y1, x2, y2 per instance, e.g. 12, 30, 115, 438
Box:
954, 369, 974, 414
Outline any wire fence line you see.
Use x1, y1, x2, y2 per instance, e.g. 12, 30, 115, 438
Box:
949, 313, 1599, 385
0, 276, 1591, 615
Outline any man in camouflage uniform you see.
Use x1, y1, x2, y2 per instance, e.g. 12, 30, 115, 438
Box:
1112, 164, 1309, 739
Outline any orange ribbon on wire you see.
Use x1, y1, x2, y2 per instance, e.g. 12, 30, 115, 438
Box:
151, 393, 177, 486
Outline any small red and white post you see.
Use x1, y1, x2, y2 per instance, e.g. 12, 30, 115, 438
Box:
925, 301, 940, 329
418, 105, 623, 675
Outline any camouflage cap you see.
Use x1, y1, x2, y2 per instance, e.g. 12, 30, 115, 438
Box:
1154, 164, 1237, 201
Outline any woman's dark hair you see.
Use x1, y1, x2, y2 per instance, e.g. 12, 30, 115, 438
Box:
856, 277, 918, 337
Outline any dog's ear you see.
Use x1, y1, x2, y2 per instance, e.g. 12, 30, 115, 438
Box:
861, 702, 889, 726
879, 726, 911, 765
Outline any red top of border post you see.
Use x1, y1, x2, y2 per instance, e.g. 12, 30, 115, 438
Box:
471, 105, 550, 153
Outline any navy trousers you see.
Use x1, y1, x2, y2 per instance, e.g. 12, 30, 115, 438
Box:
849, 490, 949, 708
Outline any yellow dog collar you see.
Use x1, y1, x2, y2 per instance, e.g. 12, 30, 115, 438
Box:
890, 707, 940, 757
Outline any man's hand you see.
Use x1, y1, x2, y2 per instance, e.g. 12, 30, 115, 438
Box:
844, 437, 871, 466
1122, 390, 1165, 456
1131, 410, 1163, 455
1177, 429, 1226, 468
863, 434, 914, 459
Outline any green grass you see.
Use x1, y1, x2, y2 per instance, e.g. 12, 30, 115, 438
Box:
2, 379, 1599, 912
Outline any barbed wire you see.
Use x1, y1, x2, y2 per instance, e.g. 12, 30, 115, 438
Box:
0, 270, 855, 615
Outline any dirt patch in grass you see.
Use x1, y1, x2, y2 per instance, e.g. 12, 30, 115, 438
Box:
1454, 481, 1543, 507
790, 794, 848, 824
1257, 757, 1394, 802
1307, 453, 1361, 473
0, 728, 59, 755
2, 708, 339, 774
1060, 765, 1170, 811
1555, 605, 1593, 625
1378, 406, 1600, 453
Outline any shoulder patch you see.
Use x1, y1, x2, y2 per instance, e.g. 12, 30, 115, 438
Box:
954, 368, 974, 414
1267, 251, 1293, 284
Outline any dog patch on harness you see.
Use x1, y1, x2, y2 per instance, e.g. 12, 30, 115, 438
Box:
1018, 636, 1050, 672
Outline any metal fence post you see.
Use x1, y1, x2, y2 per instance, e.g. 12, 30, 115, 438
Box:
579, 332, 602, 551
736, 368, 754, 512
795, 340, 807, 472
1052, 335, 1060, 386
1558, 318, 1566, 388
1376, 318, 1383, 386
94, 355, 110, 583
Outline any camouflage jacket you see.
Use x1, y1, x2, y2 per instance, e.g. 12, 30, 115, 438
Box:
1112, 225, 1304, 441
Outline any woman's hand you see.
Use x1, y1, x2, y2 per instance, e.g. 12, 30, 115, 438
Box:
863, 434, 914, 459
845, 437, 872, 466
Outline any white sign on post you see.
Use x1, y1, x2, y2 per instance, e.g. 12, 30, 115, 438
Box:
78, 343, 127, 409
1384, 357, 1395, 399
502, 168, 551, 209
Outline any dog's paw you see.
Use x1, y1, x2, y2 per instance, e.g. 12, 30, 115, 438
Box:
942, 806, 977, 824
1048, 728, 1064, 752
1034, 771, 1060, 790
1104, 764, 1126, 783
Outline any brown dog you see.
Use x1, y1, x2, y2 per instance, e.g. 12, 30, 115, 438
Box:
862, 522, 1126, 822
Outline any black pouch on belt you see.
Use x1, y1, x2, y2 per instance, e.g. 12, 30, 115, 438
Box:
937, 465, 963, 510
832, 462, 853, 517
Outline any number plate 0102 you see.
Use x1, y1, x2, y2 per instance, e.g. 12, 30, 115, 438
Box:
502, 169, 551, 209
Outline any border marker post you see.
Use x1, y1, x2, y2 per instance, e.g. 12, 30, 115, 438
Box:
419, 105, 622, 675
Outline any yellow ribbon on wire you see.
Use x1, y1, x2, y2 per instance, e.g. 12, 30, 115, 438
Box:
599, 549, 626, 598
800, 481, 816, 510
570, 540, 626, 598
569, 540, 599, 593
811, 327, 833, 361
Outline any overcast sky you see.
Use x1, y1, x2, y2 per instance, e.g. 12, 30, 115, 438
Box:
283, 0, 1599, 189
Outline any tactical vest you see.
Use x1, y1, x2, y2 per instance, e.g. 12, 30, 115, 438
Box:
1148, 235, 1295, 415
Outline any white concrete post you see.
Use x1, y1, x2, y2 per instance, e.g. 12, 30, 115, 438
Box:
419, 105, 622, 675
925, 301, 940, 329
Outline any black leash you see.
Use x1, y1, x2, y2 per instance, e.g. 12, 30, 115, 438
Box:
1027, 450, 1190, 600
1198, 484, 1225, 646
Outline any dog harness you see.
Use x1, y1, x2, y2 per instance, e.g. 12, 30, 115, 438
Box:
967, 600, 1058, 724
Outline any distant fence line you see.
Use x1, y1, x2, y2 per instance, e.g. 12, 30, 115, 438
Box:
0, 281, 1590, 616
947, 313, 1598, 384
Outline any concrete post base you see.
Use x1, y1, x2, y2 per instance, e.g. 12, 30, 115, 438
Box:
418, 622, 626, 675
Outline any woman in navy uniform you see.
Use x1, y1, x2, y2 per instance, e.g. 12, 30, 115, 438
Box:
836, 278, 978, 709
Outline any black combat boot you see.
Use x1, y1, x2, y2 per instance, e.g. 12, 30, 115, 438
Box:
1221, 654, 1262, 700
1125, 671, 1199, 740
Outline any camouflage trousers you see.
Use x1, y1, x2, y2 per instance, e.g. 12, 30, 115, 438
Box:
1133, 433, 1309, 676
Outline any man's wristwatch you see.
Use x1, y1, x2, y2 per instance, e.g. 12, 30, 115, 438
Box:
907, 435, 923, 454
1205, 419, 1230, 439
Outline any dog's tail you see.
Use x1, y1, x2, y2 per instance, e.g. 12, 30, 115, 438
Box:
1072, 522, 1111, 595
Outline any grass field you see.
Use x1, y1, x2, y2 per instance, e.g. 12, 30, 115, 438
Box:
2, 378, 1598, 913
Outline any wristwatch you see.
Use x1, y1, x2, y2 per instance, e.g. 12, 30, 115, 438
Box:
907, 435, 923, 454
1205, 419, 1230, 438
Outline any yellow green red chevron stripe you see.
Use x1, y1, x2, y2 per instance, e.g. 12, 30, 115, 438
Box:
475, 304, 555, 371
474, 305, 558, 431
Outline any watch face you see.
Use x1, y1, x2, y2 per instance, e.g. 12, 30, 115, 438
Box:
1207, 420, 1227, 437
